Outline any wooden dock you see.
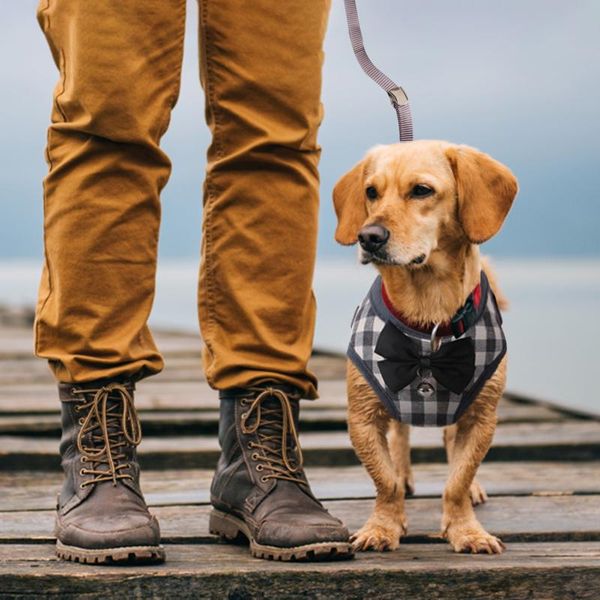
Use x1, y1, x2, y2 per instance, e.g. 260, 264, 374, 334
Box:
1, 317, 600, 599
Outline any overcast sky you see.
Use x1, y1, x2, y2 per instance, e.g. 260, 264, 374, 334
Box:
1, 0, 599, 260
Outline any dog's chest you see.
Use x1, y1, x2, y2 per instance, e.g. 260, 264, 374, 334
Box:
347, 272, 506, 427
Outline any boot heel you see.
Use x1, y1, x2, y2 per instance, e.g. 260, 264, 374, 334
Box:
209, 509, 246, 542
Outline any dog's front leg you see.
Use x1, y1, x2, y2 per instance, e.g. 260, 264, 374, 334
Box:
441, 365, 506, 554
347, 363, 407, 551
388, 420, 414, 495
444, 424, 487, 505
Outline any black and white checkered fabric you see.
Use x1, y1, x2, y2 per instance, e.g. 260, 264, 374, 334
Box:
347, 272, 506, 427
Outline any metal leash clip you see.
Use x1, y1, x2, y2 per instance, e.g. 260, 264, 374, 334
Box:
388, 87, 409, 107
430, 322, 442, 352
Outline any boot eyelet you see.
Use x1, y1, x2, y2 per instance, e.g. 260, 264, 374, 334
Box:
74, 405, 81, 413
80, 456, 87, 463
261, 476, 269, 483
241, 412, 248, 420
79, 469, 86, 476
79, 483, 86, 489
78, 418, 84, 425
256, 465, 264, 471
251, 452, 259, 460
247, 442, 254, 449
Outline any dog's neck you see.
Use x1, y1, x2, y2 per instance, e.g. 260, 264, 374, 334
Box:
377, 243, 481, 327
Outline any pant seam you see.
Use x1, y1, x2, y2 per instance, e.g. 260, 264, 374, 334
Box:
157, 0, 187, 138
35, 5, 69, 364
199, 0, 225, 382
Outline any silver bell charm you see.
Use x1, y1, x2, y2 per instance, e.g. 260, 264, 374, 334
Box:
417, 381, 434, 398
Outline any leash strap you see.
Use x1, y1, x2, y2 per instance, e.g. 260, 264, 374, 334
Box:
343, 0, 413, 142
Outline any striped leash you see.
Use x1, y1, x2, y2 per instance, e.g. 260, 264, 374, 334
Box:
343, 0, 413, 142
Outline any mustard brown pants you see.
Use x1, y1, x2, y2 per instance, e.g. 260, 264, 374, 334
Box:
34, 0, 331, 399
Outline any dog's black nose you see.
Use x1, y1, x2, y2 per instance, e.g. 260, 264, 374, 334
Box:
358, 224, 390, 253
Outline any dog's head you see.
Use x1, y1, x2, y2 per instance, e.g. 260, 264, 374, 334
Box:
333, 141, 518, 268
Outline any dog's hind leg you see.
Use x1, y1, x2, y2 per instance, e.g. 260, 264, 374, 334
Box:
388, 421, 414, 496
444, 424, 488, 506
347, 363, 407, 551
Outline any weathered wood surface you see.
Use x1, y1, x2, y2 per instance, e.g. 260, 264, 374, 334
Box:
0, 354, 347, 385
2, 495, 600, 545
1, 322, 599, 598
2, 543, 600, 600
3, 462, 599, 511
0, 378, 583, 419
2, 420, 600, 470
0, 398, 569, 436
0, 326, 204, 358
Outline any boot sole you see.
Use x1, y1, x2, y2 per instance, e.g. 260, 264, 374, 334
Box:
209, 509, 354, 562
56, 540, 165, 565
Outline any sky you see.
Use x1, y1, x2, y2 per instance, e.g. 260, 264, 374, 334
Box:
1, 0, 599, 260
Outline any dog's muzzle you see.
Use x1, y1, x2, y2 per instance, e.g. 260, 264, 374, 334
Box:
358, 224, 389, 254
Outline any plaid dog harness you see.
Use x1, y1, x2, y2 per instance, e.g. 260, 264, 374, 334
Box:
348, 271, 506, 427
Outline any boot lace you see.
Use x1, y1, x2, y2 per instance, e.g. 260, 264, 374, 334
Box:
240, 386, 305, 485
72, 382, 141, 487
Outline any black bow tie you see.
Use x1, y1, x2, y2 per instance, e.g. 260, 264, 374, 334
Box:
375, 322, 475, 395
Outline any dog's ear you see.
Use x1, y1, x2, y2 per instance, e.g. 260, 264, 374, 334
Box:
446, 145, 518, 244
333, 160, 367, 245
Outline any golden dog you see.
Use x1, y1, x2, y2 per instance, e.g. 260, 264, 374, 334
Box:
333, 140, 518, 554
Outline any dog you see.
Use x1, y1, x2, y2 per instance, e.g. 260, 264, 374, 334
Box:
333, 140, 518, 554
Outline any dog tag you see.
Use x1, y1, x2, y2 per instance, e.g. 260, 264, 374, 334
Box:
417, 381, 434, 399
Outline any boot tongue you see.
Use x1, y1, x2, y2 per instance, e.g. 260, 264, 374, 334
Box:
261, 398, 299, 468
244, 388, 304, 479
76, 384, 141, 484
97, 395, 129, 472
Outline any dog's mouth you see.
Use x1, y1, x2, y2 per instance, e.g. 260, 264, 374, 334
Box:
361, 251, 395, 266
361, 250, 428, 268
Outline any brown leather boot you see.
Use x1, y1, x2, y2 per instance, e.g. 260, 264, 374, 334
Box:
209, 382, 353, 561
55, 381, 164, 564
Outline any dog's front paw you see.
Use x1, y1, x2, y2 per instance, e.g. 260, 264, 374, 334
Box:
469, 479, 488, 506
445, 525, 505, 554
350, 517, 406, 552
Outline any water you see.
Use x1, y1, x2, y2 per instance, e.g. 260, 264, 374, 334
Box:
1, 258, 598, 416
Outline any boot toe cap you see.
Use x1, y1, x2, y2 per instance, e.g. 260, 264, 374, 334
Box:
57, 514, 161, 550
257, 517, 350, 548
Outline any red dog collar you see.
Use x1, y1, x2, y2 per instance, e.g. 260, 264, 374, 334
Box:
381, 281, 482, 338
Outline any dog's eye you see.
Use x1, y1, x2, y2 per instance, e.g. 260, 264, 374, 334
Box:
365, 186, 378, 200
411, 184, 434, 198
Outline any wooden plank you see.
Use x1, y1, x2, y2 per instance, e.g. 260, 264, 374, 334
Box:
2, 495, 600, 545
0, 352, 347, 385
0, 326, 36, 357
2, 421, 600, 470
0, 400, 567, 436
0, 409, 352, 436
1, 542, 599, 599
0, 326, 204, 359
1, 462, 600, 512
0, 378, 569, 422
506, 391, 600, 421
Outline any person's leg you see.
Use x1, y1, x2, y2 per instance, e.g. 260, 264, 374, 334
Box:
199, 0, 352, 561
35, 0, 186, 384
197, 0, 326, 399
35, 0, 186, 564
